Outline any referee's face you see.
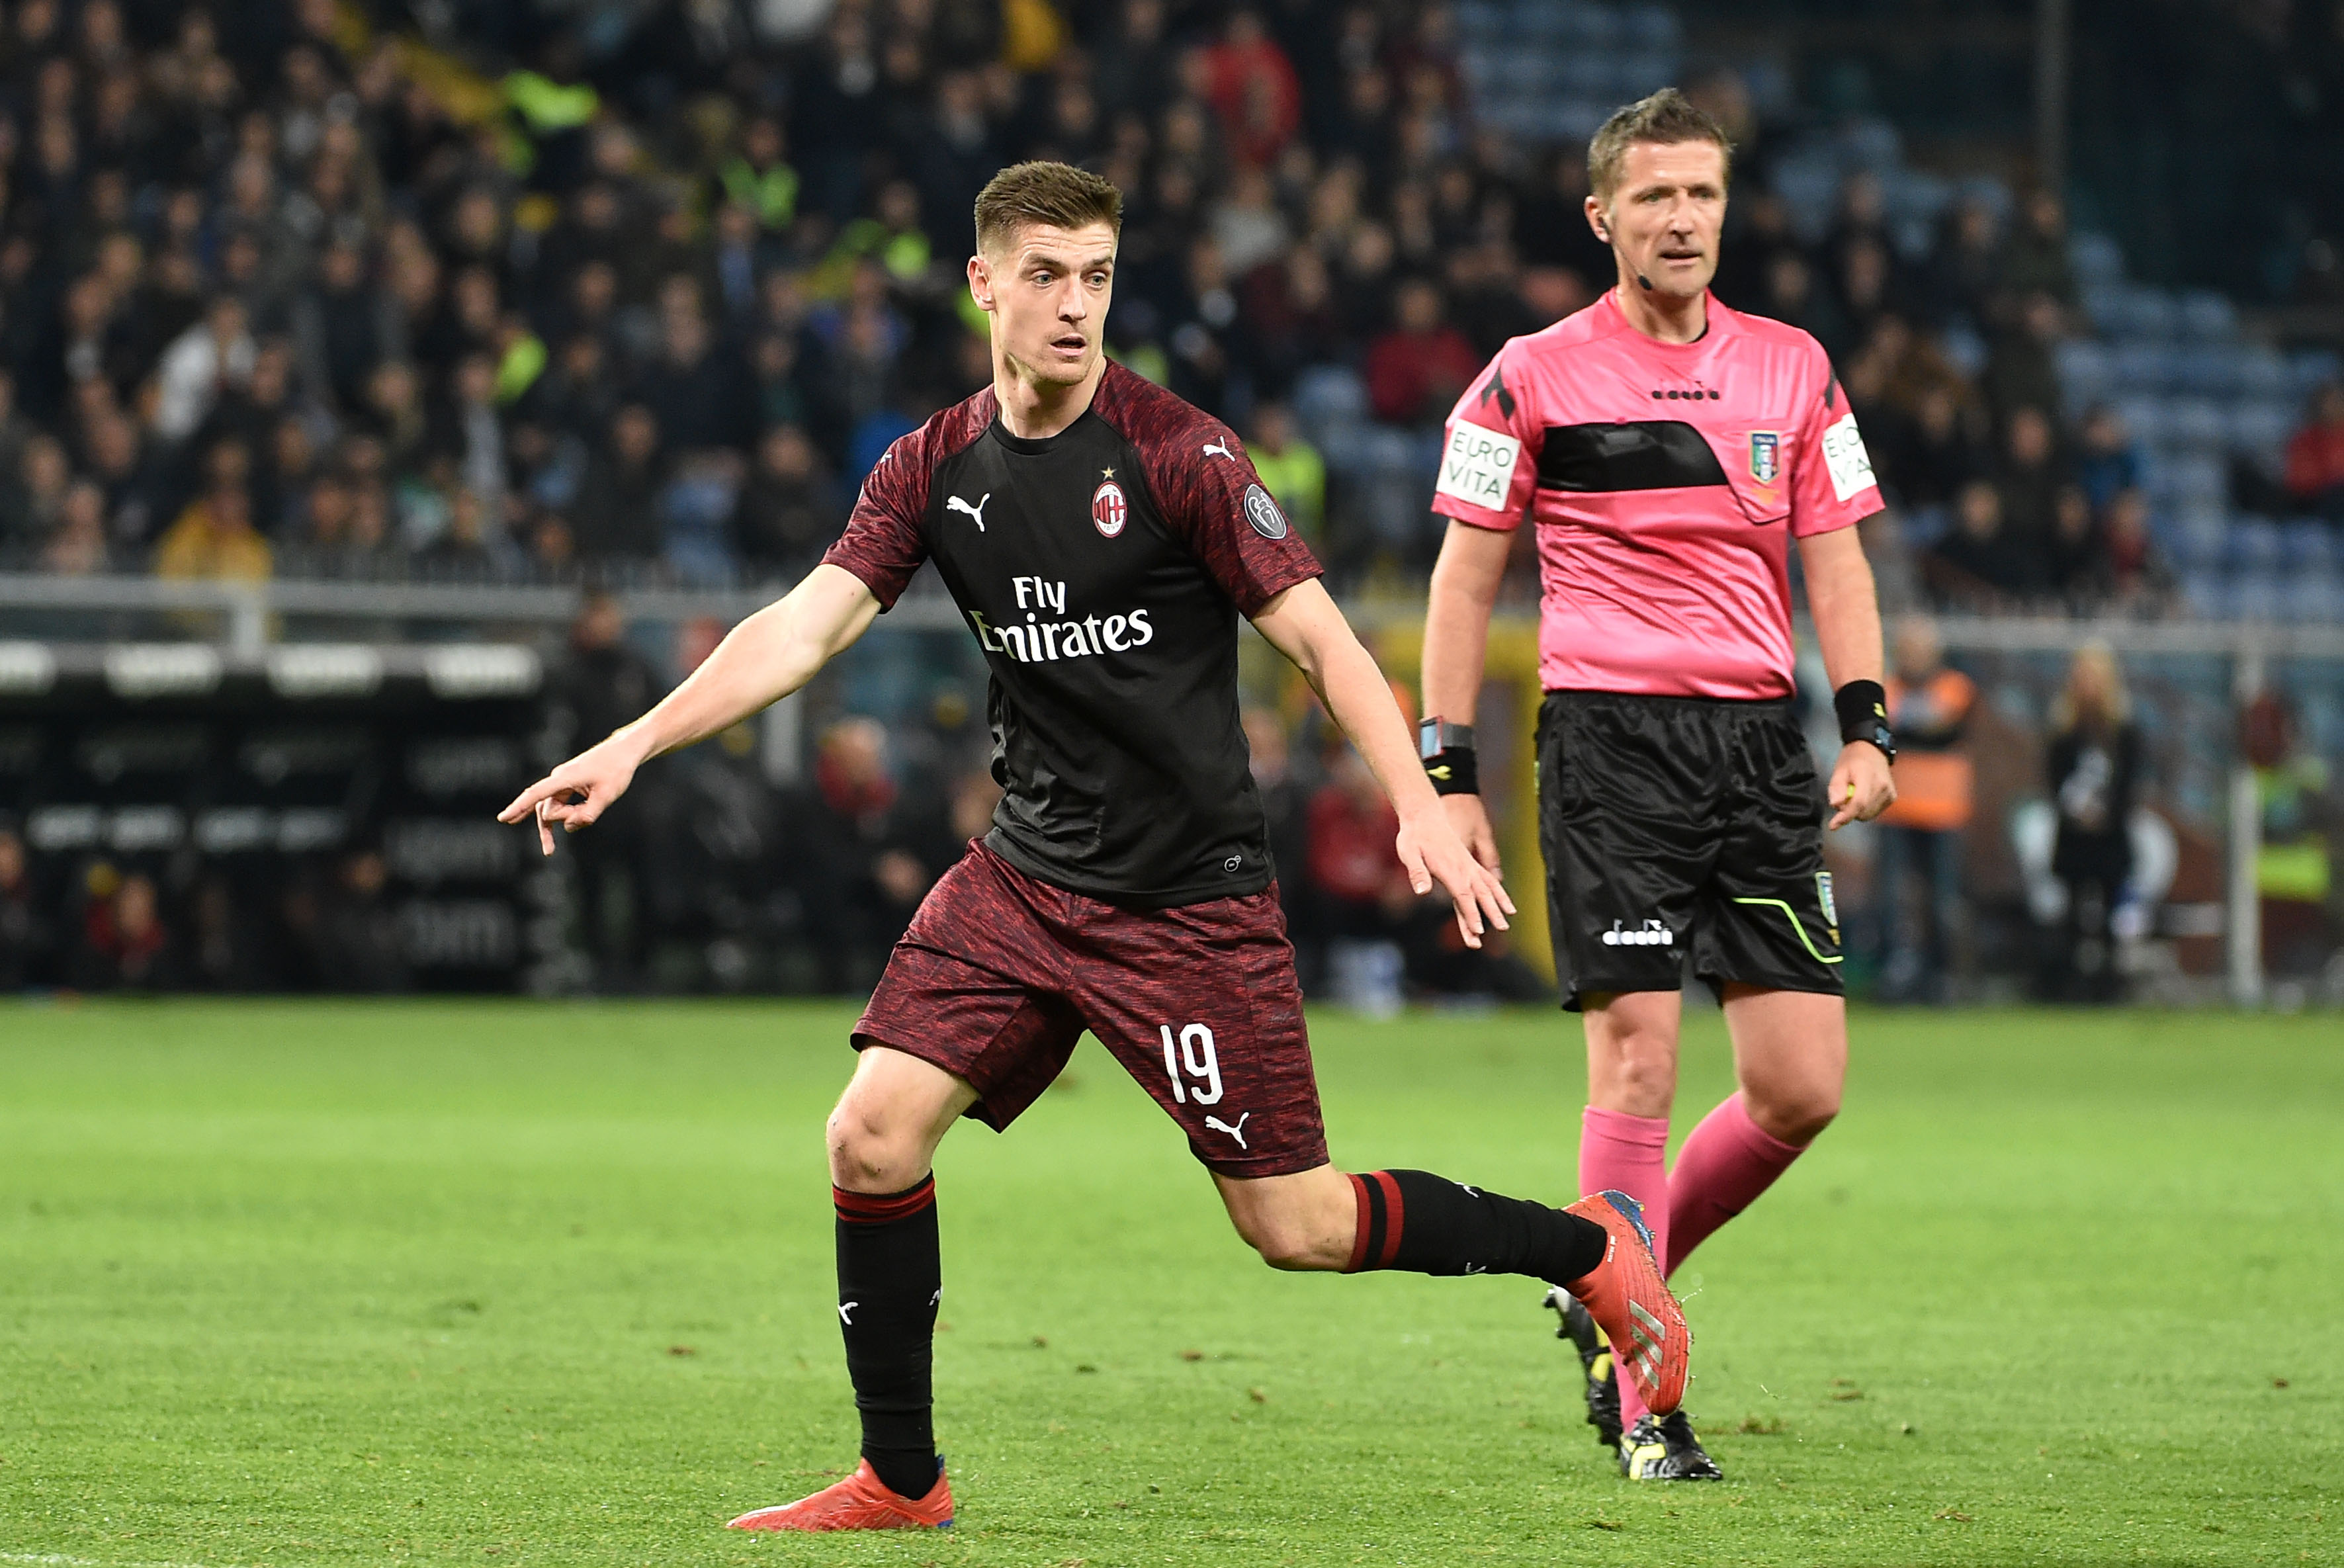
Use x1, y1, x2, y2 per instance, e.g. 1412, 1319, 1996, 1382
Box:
1588, 140, 1727, 302
970, 221, 1118, 391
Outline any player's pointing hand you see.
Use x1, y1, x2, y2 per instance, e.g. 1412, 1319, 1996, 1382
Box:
498, 731, 649, 856
1396, 806, 1514, 950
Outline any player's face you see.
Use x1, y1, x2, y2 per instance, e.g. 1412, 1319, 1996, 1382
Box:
1586, 140, 1728, 300
969, 222, 1117, 390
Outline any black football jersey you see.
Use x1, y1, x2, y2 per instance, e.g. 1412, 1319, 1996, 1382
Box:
824, 363, 1321, 907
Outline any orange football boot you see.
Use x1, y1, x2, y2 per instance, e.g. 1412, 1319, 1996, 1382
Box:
1561, 1190, 1689, 1416
725, 1459, 953, 1532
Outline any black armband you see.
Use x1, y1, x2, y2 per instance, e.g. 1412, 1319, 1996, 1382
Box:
1834, 679, 1895, 762
1419, 717, 1479, 795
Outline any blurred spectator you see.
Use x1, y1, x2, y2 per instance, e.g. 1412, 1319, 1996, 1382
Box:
0, 826, 49, 988
1306, 740, 1410, 1011
75, 869, 181, 990
1242, 704, 1311, 946
2047, 483, 2099, 600
732, 423, 842, 581
1997, 191, 2079, 314
2042, 642, 2144, 1003
1, 432, 73, 548
1870, 619, 1977, 1002
1203, 11, 1302, 169
2091, 488, 2175, 613
1244, 403, 1326, 544
1994, 406, 2065, 576
2283, 380, 2344, 518
152, 294, 255, 444
801, 717, 951, 992
1982, 293, 2065, 422
154, 439, 271, 584
1874, 382, 1985, 514
544, 603, 656, 987
2073, 405, 2144, 515
571, 404, 667, 562
1923, 196, 2003, 330
1364, 277, 1479, 427
44, 478, 111, 574
1925, 478, 2035, 608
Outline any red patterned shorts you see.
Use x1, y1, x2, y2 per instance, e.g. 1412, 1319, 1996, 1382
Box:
854, 841, 1330, 1177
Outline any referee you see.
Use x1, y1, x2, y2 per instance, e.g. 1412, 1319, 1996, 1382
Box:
1418, 90, 1895, 1481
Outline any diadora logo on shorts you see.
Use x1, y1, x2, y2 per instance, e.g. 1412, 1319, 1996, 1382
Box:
1600, 918, 1675, 947
1092, 468, 1127, 538
967, 576, 1154, 664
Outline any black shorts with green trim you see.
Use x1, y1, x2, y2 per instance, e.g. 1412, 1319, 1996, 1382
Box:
1537, 689, 1845, 1011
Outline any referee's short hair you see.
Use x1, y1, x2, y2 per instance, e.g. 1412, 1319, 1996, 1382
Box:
974, 161, 1124, 255
1587, 89, 1735, 199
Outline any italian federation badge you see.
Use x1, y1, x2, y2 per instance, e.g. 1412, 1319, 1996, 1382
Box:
1749, 431, 1782, 485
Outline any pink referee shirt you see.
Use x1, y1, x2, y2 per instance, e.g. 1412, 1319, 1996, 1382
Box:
1434, 290, 1883, 699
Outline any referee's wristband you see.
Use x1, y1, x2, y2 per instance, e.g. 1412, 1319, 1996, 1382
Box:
1422, 747, 1479, 795
1419, 716, 1479, 796
1833, 679, 1895, 760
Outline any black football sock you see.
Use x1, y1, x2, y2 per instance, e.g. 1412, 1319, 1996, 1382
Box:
1342, 1169, 1608, 1285
834, 1176, 942, 1499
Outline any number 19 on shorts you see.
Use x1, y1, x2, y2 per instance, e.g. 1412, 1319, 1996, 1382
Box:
1158, 1024, 1222, 1105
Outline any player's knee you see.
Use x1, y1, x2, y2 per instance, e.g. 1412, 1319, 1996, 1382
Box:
826, 1099, 916, 1189
1237, 1215, 1321, 1271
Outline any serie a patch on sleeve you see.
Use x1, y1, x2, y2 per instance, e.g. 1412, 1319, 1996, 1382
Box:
1820, 412, 1876, 502
1434, 422, 1522, 510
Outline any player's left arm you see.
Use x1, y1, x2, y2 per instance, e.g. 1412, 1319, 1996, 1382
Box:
1251, 579, 1515, 948
1798, 525, 1897, 830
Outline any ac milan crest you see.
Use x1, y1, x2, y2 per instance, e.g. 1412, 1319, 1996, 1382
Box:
1092, 472, 1128, 537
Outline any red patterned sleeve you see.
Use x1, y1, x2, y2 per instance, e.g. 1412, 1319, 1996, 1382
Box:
1124, 386, 1322, 615
822, 423, 935, 609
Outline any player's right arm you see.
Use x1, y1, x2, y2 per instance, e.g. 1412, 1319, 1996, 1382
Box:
502, 421, 939, 855
499, 565, 882, 854
1420, 341, 1541, 875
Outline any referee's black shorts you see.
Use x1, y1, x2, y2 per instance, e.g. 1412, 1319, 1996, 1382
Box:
1538, 690, 1845, 1011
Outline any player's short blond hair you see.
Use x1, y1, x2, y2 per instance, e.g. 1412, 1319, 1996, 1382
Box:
1587, 89, 1734, 200
973, 161, 1123, 257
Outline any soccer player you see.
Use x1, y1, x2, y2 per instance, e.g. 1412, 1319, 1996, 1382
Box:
499, 161, 1688, 1532
1417, 91, 1896, 1481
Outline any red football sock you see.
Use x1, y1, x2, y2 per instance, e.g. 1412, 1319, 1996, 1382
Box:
1664, 1092, 1805, 1276
1579, 1105, 1671, 1430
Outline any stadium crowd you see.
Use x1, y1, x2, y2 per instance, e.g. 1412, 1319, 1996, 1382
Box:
0, 0, 2333, 602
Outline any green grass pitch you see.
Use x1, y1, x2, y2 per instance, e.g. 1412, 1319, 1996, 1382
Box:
1, 1001, 2336, 1567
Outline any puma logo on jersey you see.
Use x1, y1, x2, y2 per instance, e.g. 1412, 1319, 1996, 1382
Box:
838, 1301, 857, 1325
1202, 439, 1234, 460
1203, 1111, 1250, 1149
946, 492, 991, 531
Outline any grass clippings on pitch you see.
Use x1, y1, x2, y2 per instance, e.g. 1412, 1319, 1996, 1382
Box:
0, 999, 2335, 1567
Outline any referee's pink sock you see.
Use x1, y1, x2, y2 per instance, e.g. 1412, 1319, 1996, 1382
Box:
1663, 1092, 1805, 1276
1579, 1105, 1671, 1432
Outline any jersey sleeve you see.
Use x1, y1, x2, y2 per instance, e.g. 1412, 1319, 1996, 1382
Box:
1790, 344, 1884, 537
1432, 340, 1541, 530
1151, 420, 1323, 616
821, 427, 933, 609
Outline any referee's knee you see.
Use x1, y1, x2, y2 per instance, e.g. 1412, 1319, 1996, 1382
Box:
1749, 1086, 1839, 1147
